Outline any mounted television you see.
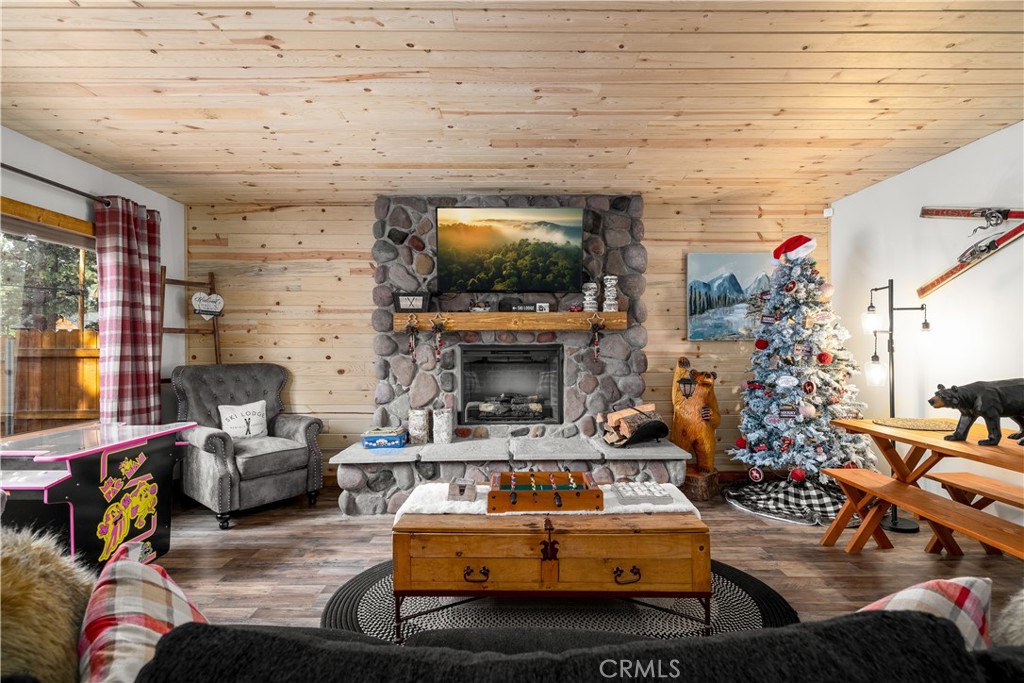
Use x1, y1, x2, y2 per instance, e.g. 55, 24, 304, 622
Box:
436, 207, 584, 293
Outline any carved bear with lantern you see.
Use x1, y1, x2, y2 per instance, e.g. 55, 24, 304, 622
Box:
670, 356, 722, 474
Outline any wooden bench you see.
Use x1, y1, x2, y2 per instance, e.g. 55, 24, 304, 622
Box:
922, 472, 1024, 555
820, 468, 1024, 559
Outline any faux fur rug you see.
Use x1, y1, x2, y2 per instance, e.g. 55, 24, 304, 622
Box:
392, 483, 700, 526
1, 527, 97, 683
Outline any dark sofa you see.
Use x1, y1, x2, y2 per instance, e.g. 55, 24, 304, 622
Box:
136, 612, 1023, 683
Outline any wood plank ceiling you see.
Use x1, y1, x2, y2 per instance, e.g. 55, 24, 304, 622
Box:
1, 1, 1021, 207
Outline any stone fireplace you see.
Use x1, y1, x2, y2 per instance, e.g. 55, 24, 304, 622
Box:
459, 345, 563, 425
368, 193, 649, 439
331, 193, 692, 516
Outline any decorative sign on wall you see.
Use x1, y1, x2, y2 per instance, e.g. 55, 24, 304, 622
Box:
191, 292, 224, 320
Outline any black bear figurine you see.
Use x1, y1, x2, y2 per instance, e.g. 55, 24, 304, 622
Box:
928, 379, 1024, 446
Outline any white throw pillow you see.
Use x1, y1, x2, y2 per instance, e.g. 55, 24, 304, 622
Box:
218, 400, 268, 440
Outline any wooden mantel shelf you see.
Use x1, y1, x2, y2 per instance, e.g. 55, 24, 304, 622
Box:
392, 311, 628, 332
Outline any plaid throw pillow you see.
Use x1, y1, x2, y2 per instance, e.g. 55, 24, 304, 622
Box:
78, 543, 207, 683
858, 576, 991, 650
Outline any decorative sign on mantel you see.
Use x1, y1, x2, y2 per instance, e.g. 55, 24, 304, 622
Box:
393, 292, 431, 312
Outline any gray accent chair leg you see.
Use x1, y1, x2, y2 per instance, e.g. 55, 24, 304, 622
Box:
308, 491, 319, 506
217, 513, 231, 530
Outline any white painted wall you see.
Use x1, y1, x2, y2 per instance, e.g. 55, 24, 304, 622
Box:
1, 126, 187, 377
831, 121, 1024, 524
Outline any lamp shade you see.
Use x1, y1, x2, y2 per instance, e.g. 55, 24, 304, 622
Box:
865, 355, 886, 386
861, 309, 881, 334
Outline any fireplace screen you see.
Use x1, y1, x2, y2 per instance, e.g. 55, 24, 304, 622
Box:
459, 345, 563, 425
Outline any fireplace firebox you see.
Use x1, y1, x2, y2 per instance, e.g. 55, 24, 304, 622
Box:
459, 345, 563, 425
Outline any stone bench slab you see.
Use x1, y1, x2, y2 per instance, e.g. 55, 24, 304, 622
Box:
329, 443, 423, 465
589, 436, 693, 461
509, 437, 603, 462
420, 438, 510, 462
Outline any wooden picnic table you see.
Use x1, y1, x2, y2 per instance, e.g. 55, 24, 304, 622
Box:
820, 419, 1023, 558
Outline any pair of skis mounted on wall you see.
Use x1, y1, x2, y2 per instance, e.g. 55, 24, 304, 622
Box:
916, 207, 1024, 298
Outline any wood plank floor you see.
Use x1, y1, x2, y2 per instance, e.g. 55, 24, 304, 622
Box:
160, 486, 1024, 628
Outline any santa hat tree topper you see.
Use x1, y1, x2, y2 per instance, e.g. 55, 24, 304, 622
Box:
772, 234, 817, 264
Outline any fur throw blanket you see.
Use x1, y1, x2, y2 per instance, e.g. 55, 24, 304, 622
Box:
1, 527, 97, 683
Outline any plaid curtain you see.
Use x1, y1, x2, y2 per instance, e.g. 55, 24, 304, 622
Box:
95, 197, 162, 424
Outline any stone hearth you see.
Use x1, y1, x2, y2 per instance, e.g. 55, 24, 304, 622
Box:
331, 437, 691, 515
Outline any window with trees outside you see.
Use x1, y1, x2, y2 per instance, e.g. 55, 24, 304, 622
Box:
1, 207, 100, 436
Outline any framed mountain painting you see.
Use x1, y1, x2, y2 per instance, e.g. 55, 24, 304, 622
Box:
686, 252, 774, 340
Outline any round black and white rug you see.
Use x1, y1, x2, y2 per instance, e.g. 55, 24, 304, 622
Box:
322, 560, 798, 640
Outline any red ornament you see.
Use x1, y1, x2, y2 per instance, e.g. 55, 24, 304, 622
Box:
748, 466, 764, 482
802, 380, 815, 394
753, 444, 769, 452
755, 338, 769, 350
790, 467, 806, 483
784, 280, 797, 293
843, 461, 858, 469
817, 351, 833, 364
765, 390, 773, 397
735, 437, 748, 449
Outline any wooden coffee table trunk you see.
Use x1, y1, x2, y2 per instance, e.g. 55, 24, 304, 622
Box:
392, 512, 711, 642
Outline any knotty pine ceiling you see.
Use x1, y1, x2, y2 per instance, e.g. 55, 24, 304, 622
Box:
2, 1, 1021, 207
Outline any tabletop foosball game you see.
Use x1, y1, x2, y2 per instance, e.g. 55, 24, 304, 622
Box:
487, 470, 603, 513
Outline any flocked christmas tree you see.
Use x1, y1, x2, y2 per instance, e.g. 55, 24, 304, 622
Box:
727, 235, 874, 522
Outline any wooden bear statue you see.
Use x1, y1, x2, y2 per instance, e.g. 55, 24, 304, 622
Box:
670, 357, 722, 473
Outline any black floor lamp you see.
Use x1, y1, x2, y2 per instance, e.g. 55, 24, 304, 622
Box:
862, 278, 930, 533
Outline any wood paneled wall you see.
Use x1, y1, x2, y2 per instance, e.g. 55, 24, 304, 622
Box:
186, 201, 826, 473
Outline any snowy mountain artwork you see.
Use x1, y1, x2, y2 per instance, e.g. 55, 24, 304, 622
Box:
687, 252, 774, 340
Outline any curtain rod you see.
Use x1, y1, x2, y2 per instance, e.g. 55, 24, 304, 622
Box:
1, 162, 111, 208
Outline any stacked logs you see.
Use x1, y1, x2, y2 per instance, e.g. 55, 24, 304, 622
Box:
599, 403, 662, 446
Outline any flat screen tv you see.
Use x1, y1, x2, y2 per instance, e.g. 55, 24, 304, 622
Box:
436, 207, 584, 293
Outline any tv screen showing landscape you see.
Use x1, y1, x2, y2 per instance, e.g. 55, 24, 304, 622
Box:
436, 207, 584, 293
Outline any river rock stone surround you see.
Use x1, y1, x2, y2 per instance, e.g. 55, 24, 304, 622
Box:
370, 194, 649, 436
334, 193, 680, 515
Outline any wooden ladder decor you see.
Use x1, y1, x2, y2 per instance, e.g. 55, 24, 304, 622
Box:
159, 266, 222, 364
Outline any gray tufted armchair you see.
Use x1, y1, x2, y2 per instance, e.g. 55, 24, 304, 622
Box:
171, 363, 323, 529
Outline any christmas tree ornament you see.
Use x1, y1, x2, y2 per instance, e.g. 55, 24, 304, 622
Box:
777, 375, 798, 388
802, 380, 815, 394
843, 461, 858, 469
735, 436, 747, 448
784, 280, 797, 293
748, 467, 764, 482
746, 381, 764, 390
779, 404, 798, 419
753, 444, 768, 452
755, 338, 769, 350
817, 351, 833, 364
819, 283, 835, 300
799, 402, 817, 418
790, 467, 806, 483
